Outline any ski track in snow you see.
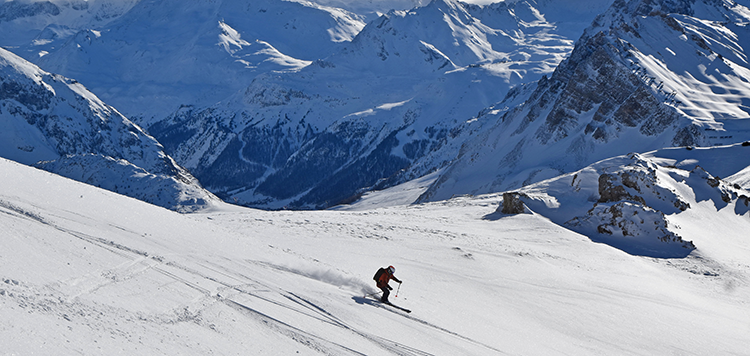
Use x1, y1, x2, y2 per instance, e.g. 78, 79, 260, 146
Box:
1, 191, 501, 354
3, 0, 750, 353
3, 177, 748, 355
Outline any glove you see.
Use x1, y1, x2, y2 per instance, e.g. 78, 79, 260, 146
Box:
398, 280, 402, 284
388, 286, 393, 290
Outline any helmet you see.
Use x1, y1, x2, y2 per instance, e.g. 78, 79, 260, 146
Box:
388, 266, 395, 274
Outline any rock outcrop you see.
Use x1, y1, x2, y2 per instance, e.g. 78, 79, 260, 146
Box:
499, 192, 527, 214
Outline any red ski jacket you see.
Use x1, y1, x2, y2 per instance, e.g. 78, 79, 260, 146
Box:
376, 270, 401, 289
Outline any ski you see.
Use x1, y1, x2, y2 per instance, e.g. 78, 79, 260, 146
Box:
383, 301, 411, 313
364, 295, 411, 313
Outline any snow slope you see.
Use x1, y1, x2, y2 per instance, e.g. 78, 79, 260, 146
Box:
2, 154, 749, 355
0, 47, 216, 212
418, 0, 750, 203
489, 144, 750, 258
148, 0, 612, 209
24, 0, 367, 122
642, 142, 750, 181
0, 0, 138, 48
2, 0, 615, 210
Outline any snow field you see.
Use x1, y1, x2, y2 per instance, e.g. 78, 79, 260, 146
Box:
2, 157, 749, 355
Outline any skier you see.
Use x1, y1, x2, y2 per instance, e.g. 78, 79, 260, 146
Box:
373, 265, 401, 303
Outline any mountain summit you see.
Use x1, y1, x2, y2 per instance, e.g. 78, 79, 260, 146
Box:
417, 0, 750, 202
21, 0, 366, 122
147, 0, 610, 209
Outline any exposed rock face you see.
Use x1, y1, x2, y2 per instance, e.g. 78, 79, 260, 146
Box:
0, 1, 60, 22
739, 195, 750, 208
595, 158, 692, 213
526, 31, 692, 148
567, 201, 695, 250
418, 0, 750, 203
567, 154, 695, 251
505, 146, 750, 257
598, 173, 640, 204
148, 0, 605, 209
569, 155, 750, 255
500, 192, 527, 214
602, 153, 689, 197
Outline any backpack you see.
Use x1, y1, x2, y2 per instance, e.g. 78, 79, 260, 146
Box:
373, 267, 386, 281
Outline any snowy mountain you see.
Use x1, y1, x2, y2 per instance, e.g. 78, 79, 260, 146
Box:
147, 0, 612, 209
1, 0, 614, 210
5, 0, 749, 214
2, 1, 750, 353
493, 143, 750, 258
0, 47, 216, 212
0, 0, 138, 48
2, 152, 749, 355
417, 0, 750, 203
306, 0, 428, 21
21, 0, 367, 122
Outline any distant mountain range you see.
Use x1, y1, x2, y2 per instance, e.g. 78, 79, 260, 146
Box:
130, 0, 612, 209
1, 0, 749, 213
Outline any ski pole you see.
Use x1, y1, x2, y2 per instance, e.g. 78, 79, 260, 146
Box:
395, 282, 401, 298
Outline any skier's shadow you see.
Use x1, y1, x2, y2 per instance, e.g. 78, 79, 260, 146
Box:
353, 295, 411, 314
352, 296, 383, 308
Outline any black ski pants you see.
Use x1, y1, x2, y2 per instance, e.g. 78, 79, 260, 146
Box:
380, 287, 390, 302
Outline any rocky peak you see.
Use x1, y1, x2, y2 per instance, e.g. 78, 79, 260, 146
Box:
586, 0, 735, 39
0, 1, 60, 22
418, 0, 750, 202
421, 0, 474, 21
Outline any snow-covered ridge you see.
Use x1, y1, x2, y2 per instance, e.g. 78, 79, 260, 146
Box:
2, 0, 614, 210
496, 145, 750, 257
22, 0, 368, 122
418, 0, 750, 203
0, 47, 217, 212
0, 0, 138, 47
147, 0, 612, 209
